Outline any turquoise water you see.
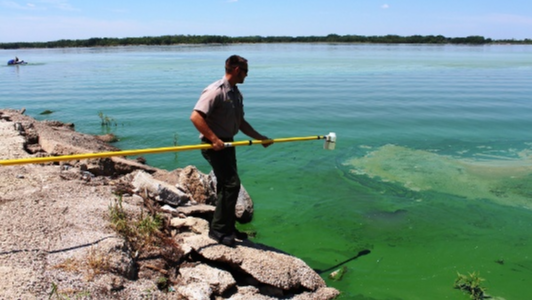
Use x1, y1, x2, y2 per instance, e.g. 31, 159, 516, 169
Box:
1, 44, 531, 299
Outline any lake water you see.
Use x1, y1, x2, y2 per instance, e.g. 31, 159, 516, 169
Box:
1, 44, 531, 299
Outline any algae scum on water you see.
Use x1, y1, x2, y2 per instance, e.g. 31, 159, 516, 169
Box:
333, 142, 531, 299
343, 143, 532, 209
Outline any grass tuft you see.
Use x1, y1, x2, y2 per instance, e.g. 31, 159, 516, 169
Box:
454, 271, 487, 300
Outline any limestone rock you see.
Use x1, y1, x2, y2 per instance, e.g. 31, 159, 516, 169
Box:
110, 156, 157, 175
170, 216, 209, 234
178, 166, 217, 204
94, 274, 126, 293
35, 120, 116, 156
178, 263, 236, 295
180, 234, 327, 293
177, 203, 215, 215
176, 281, 212, 300
1, 110, 156, 175
292, 287, 341, 300
153, 166, 217, 205
236, 185, 254, 224
131, 170, 190, 206
228, 286, 278, 300
97, 238, 137, 280
95, 133, 118, 143
153, 167, 253, 223
229, 286, 340, 300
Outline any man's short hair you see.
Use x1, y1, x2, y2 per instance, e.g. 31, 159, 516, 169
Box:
225, 55, 247, 73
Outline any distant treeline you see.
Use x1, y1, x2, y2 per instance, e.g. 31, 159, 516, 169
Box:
1, 34, 531, 49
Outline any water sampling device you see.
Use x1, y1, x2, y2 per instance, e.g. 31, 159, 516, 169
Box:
0, 133, 336, 166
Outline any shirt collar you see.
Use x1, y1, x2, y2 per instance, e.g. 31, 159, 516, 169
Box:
222, 76, 239, 92
222, 77, 231, 88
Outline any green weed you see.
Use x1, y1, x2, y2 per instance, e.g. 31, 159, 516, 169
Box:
98, 111, 117, 128
108, 195, 164, 252
454, 271, 487, 300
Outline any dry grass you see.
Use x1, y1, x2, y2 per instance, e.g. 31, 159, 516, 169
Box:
53, 246, 110, 281
108, 195, 164, 253
85, 247, 111, 281
107, 189, 184, 289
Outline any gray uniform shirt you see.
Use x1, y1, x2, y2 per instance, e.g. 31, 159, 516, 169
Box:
194, 77, 244, 139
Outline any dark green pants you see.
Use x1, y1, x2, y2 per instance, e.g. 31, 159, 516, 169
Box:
202, 146, 241, 235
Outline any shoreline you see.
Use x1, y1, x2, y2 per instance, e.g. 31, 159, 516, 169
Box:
2, 34, 531, 50
0, 108, 340, 299
3, 41, 531, 52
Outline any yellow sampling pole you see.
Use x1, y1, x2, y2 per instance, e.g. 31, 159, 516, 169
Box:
0, 133, 336, 167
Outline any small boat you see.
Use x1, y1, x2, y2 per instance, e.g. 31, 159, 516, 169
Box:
7, 58, 27, 65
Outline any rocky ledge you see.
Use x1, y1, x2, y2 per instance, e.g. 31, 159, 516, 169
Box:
0, 109, 340, 299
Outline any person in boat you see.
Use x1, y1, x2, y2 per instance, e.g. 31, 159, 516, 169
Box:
7, 57, 24, 65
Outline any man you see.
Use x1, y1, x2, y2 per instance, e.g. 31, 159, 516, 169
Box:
190, 55, 272, 247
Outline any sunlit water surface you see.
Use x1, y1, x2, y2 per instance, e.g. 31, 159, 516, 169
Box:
1, 44, 531, 299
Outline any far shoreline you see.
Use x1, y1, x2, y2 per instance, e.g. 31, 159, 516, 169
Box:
2, 42, 531, 53
1, 34, 531, 50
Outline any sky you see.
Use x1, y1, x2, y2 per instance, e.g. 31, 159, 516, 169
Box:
0, 0, 531, 43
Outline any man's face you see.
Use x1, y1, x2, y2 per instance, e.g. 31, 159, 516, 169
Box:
236, 64, 248, 84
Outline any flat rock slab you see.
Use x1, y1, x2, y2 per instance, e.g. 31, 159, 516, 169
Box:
179, 263, 236, 295
177, 204, 215, 215
132, 170, 190, 206
0, 114, 30, 161
180, 234, 327, 292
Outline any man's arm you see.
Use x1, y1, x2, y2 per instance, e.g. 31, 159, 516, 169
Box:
190, 110, 225, 151
239, 119, 273, 147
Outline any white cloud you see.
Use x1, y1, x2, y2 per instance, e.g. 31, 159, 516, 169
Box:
381, 4, 389, 9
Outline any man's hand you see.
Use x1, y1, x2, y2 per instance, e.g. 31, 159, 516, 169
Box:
261, 136, 273, 148
212, 138, 226, 151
